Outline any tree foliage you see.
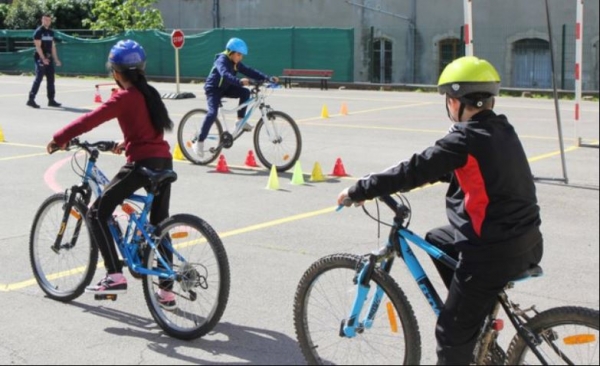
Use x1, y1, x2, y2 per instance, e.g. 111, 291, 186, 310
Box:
3, 0, 43, 29
2, 0, 94, 30
83, 0, 165, 36
0, 3, 10, 28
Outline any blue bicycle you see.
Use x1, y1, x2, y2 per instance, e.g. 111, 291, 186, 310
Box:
293, 194, 599, 365
29, 138, 230, 340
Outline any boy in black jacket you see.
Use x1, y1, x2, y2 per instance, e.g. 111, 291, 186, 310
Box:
338, 56, 543, 365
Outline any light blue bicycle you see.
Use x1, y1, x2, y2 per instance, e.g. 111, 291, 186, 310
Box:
29, 138, 230, 340
293, 194, 599, 365
177, 80, 302, 172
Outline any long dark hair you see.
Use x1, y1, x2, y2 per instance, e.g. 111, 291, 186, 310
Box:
120, 69, 173, 133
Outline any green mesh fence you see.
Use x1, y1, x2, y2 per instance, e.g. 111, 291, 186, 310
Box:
0, 28, 354, 82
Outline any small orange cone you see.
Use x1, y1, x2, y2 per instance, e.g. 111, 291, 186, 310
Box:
215, 154, 230, 173
331, 158, 348, 177
340, 102, 348, 115
94, 86, 102, 103
244, 150, 259, 167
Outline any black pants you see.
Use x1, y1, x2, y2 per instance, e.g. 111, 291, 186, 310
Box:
29, 57, 56, 101
425, 225, 543, 365
87, 158, 173, 278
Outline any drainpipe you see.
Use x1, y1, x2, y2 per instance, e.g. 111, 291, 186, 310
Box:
408, 0, 416, 83
213, 0, 220, 28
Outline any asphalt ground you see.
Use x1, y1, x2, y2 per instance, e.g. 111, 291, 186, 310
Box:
0, 74, 598, 364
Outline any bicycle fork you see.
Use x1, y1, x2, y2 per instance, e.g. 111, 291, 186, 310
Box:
341, 254, 384, 338
52, 187, 89, 254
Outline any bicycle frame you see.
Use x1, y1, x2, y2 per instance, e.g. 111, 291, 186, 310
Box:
64, 143, 182, 282
215, 83, 277, 137
341, 208, 457, 337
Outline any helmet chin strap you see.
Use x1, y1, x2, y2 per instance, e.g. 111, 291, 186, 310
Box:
451, 96, 494, 122
445, 96, 465, 122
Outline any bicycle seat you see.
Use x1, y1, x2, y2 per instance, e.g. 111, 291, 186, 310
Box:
138, 167, 178, 193
509, 264, 543, 283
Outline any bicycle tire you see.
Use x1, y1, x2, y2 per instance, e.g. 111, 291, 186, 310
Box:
506, 306, 599, 365
254, 110, 302, 172
177, 108, 223, 165
293, 253, 421, 365
142, 214, 230, 340
29, 193, 98, 302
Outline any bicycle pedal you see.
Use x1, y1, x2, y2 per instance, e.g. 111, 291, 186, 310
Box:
94, 294, 118, 301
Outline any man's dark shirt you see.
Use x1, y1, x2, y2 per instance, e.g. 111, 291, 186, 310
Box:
32, 26, 54, 60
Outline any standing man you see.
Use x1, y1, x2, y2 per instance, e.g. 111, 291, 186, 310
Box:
27, 13, 62, 109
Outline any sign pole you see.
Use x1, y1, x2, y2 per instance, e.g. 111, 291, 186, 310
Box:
162, 29, 195, 100
175, 47, 180, 94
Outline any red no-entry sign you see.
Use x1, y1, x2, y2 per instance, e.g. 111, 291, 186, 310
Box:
171, 29, 185, 49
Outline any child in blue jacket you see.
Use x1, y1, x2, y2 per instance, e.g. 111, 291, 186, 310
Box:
193, 38, 278, 157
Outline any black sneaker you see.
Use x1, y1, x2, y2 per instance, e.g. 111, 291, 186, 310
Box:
48, 100, 62, 107
26, 99, 40, 109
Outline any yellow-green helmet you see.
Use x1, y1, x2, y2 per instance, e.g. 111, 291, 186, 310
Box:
438, 56, 500, 98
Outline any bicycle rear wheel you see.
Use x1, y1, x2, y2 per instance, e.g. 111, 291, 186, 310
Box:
29, 193, 98, 302
254, 110, 302, 172
506, 306, 599, 365
177, 108, 223, 165
293, 253, 421, 365
142, 214, 230, 340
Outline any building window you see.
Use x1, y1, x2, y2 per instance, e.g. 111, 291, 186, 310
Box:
512, 38, 551, 88
438, 38, 462, 77
373, 38, 392, 83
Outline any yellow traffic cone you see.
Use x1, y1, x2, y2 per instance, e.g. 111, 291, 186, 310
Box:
310, 162, 326, 182
173, 143, 185, 161
290, 161, 305, 185
266, 165, 280, 190
340, 102, 348, 115
321, 104, 329, 118
0, 124, 4, 142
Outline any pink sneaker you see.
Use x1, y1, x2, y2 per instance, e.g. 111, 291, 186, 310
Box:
85, 273, 127, 294
156, 288, 177, 311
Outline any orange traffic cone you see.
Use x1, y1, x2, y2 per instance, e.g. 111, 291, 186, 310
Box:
340, 102, 348, 115
94, 86, 102, 103
215, 154, 230, 173
331, 158, 349, 177
244, 150, 259, 167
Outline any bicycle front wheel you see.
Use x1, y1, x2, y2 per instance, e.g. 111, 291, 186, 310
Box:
177, 108, 223, 165
293, 253, 421, 365
506, 306, 599, 365
142, 214, 230, 340
254, 110, 302, 172
29, 193, 98, 302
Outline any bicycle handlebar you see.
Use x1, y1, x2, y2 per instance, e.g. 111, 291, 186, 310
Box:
338, 193, 410, 222
48, 137, 117, 155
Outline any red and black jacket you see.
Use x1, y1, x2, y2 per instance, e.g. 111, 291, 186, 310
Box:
348, 110, 541, 255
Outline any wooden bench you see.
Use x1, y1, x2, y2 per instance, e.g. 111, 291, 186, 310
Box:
280, 69, 333, 90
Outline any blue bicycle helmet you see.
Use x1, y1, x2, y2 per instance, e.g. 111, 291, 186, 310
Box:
108, 39, 146, 72
225, 37, 248, 55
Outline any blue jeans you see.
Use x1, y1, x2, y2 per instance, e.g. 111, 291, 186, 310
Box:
29, 57, 56, 101
198, 86, 250, 142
